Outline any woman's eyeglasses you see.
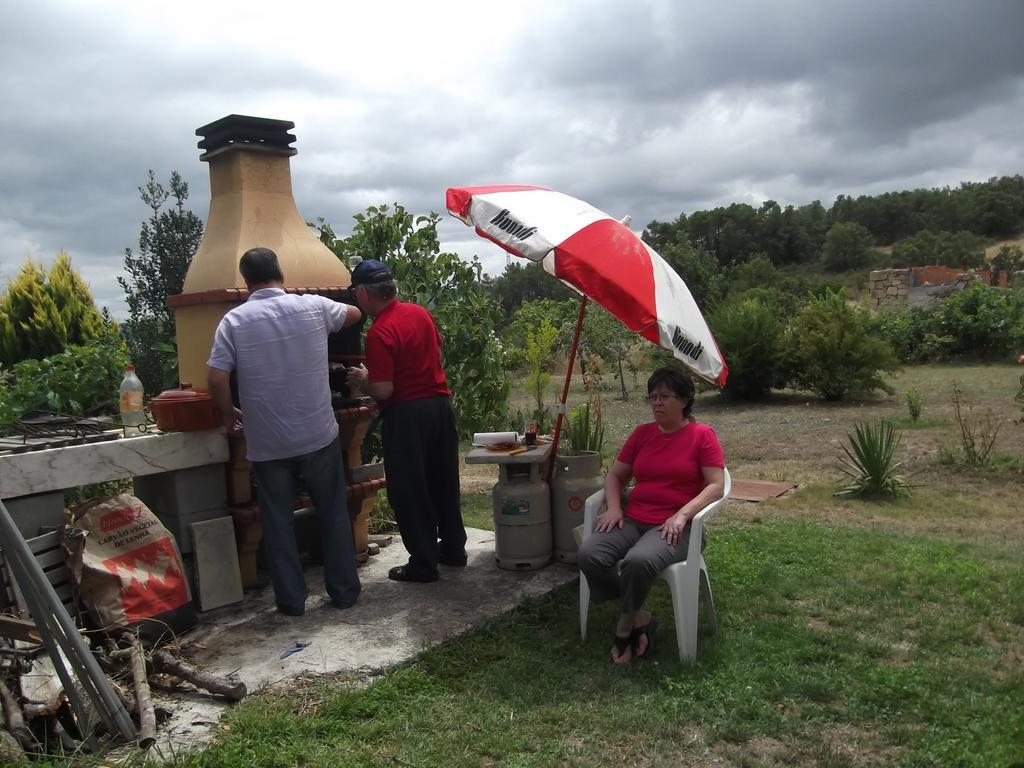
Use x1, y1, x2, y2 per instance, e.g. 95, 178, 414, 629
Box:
647, 393, 679, 404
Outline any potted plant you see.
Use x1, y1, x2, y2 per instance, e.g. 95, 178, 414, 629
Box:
553, 398, 604, 562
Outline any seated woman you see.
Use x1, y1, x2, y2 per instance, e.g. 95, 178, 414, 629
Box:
578, 366, 725, 664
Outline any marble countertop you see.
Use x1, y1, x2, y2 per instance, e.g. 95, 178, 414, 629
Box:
0, 429, 229, 500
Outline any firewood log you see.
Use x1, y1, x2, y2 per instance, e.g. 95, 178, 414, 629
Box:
128, 636, 155, 749
151, 650, 246, 702
0, 679, 39, 753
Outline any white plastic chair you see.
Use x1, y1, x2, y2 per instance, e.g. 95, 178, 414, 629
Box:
579, 467, 731, 663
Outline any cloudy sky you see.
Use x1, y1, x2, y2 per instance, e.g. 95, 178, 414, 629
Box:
2, 0, 1022, 316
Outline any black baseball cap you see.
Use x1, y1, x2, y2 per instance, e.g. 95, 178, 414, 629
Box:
350, 259, 394, 287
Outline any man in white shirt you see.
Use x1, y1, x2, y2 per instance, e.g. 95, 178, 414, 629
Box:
207, 247, 363, 616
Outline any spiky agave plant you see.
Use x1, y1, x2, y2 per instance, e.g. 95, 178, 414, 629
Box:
836, 421, 910, 499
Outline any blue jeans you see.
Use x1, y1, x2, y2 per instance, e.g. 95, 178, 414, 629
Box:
251, 435, 361, 611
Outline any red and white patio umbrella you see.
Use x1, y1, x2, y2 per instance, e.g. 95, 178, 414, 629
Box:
446, 185, 728, 469
447, 185, 727, 383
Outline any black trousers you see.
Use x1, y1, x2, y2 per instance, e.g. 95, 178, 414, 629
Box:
381, 395, 465, 576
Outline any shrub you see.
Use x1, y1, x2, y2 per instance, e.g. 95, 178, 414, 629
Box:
786, 291, 899, 401
868, 309, 951, 363
836, 421, 909, 499
905, 388, 922, 423
710, 291, 787, 400
561, 399, 604, 456
928, 282, 1024, 360
950, 384, 1002, 466
0, 331, 129, 424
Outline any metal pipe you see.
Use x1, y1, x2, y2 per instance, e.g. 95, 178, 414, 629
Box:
0, 499, 136, 742
547, 296, 588, 483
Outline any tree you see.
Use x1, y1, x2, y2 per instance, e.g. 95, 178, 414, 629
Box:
889, 229, 987, 269
0, 254, 107, 367
724, 255, 779, 299
709, 291, 787, 400
660, 240, 722, 310
484, 261, 572, 316
992, 244, 1024, 273
823, 222, 874, 272
501, 298, 576, 371
786, 291, 898, 401
578, 303, 636, 400
322, 204, 510, 437
523, 319, 559, 430
119, 170, 204, 394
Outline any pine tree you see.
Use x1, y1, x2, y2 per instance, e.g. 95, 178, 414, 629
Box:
0, 253, 107, 367
119, 170, 204, 393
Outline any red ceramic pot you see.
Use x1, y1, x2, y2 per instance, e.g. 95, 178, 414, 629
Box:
149, 383, 220, 432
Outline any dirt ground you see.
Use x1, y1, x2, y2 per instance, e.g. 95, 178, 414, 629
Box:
466, 363, 1024, 548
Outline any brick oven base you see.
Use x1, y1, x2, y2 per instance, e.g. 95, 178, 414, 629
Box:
228, 479, 385, 590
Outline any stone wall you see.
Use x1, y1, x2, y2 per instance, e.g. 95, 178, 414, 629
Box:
868, 266, 1011, 312
868, 269, 909, 311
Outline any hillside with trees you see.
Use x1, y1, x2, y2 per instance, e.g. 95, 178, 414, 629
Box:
644, 175, 1024, 273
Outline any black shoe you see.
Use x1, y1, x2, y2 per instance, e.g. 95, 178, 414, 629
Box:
276, 603, 305, 617
388, 565, 439, 583
438, 552, 468, 567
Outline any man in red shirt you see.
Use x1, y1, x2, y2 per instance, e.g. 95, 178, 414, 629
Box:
346, 260, 466, 583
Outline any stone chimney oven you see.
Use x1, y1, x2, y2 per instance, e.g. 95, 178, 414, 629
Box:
168, 115, 381, 576
170, 114, 350, 387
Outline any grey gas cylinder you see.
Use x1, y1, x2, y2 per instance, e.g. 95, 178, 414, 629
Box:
551, 452, 603, 563
491, 462, 551, 570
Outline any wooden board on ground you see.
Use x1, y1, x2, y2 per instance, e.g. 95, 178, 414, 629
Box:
0, 615, 41, 644
729, 479, 795, 503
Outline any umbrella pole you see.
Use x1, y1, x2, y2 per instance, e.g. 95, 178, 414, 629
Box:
547, 297, 588, 483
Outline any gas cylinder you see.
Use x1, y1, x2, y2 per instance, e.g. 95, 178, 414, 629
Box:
551, 452, 603, 563
491, 462, 551, 570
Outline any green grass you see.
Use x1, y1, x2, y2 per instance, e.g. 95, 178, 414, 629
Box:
151, 518, 1022, 768
461, 491, 494, 531
37, 363, 1013, 768
881, 416, 950, 430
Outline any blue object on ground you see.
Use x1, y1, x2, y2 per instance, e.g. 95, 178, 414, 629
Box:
280, 641, 311, 659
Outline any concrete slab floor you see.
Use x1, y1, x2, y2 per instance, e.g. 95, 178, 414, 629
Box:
143, 527, 578, 759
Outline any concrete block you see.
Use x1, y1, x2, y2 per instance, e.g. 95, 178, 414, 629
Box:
190, 517, 244, 611
2, 492, 65, 538
134, 466, 228, 553
134, 465, 226, 517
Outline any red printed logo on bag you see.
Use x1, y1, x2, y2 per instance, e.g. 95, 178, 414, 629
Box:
101, 539, 189, 621
99, 503, 144, 533
569, 496, 584, 512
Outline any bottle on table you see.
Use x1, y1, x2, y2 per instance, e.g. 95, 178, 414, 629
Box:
118, 365, 145, 428
525, 420, 538, 446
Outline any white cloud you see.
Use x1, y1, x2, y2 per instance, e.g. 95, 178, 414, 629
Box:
1, 0, 1022, 319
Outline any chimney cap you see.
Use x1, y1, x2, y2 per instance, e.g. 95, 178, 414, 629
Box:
196, 114, 297, 160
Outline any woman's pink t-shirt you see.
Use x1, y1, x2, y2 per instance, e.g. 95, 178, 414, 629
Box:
616, 421, 725, 525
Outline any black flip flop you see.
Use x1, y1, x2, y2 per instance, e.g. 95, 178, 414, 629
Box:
612, 633, 632, 663
631, 617, 657, 659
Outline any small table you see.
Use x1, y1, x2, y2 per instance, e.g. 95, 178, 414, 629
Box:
465, 442, 554, 570
464, 442, 553, 467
